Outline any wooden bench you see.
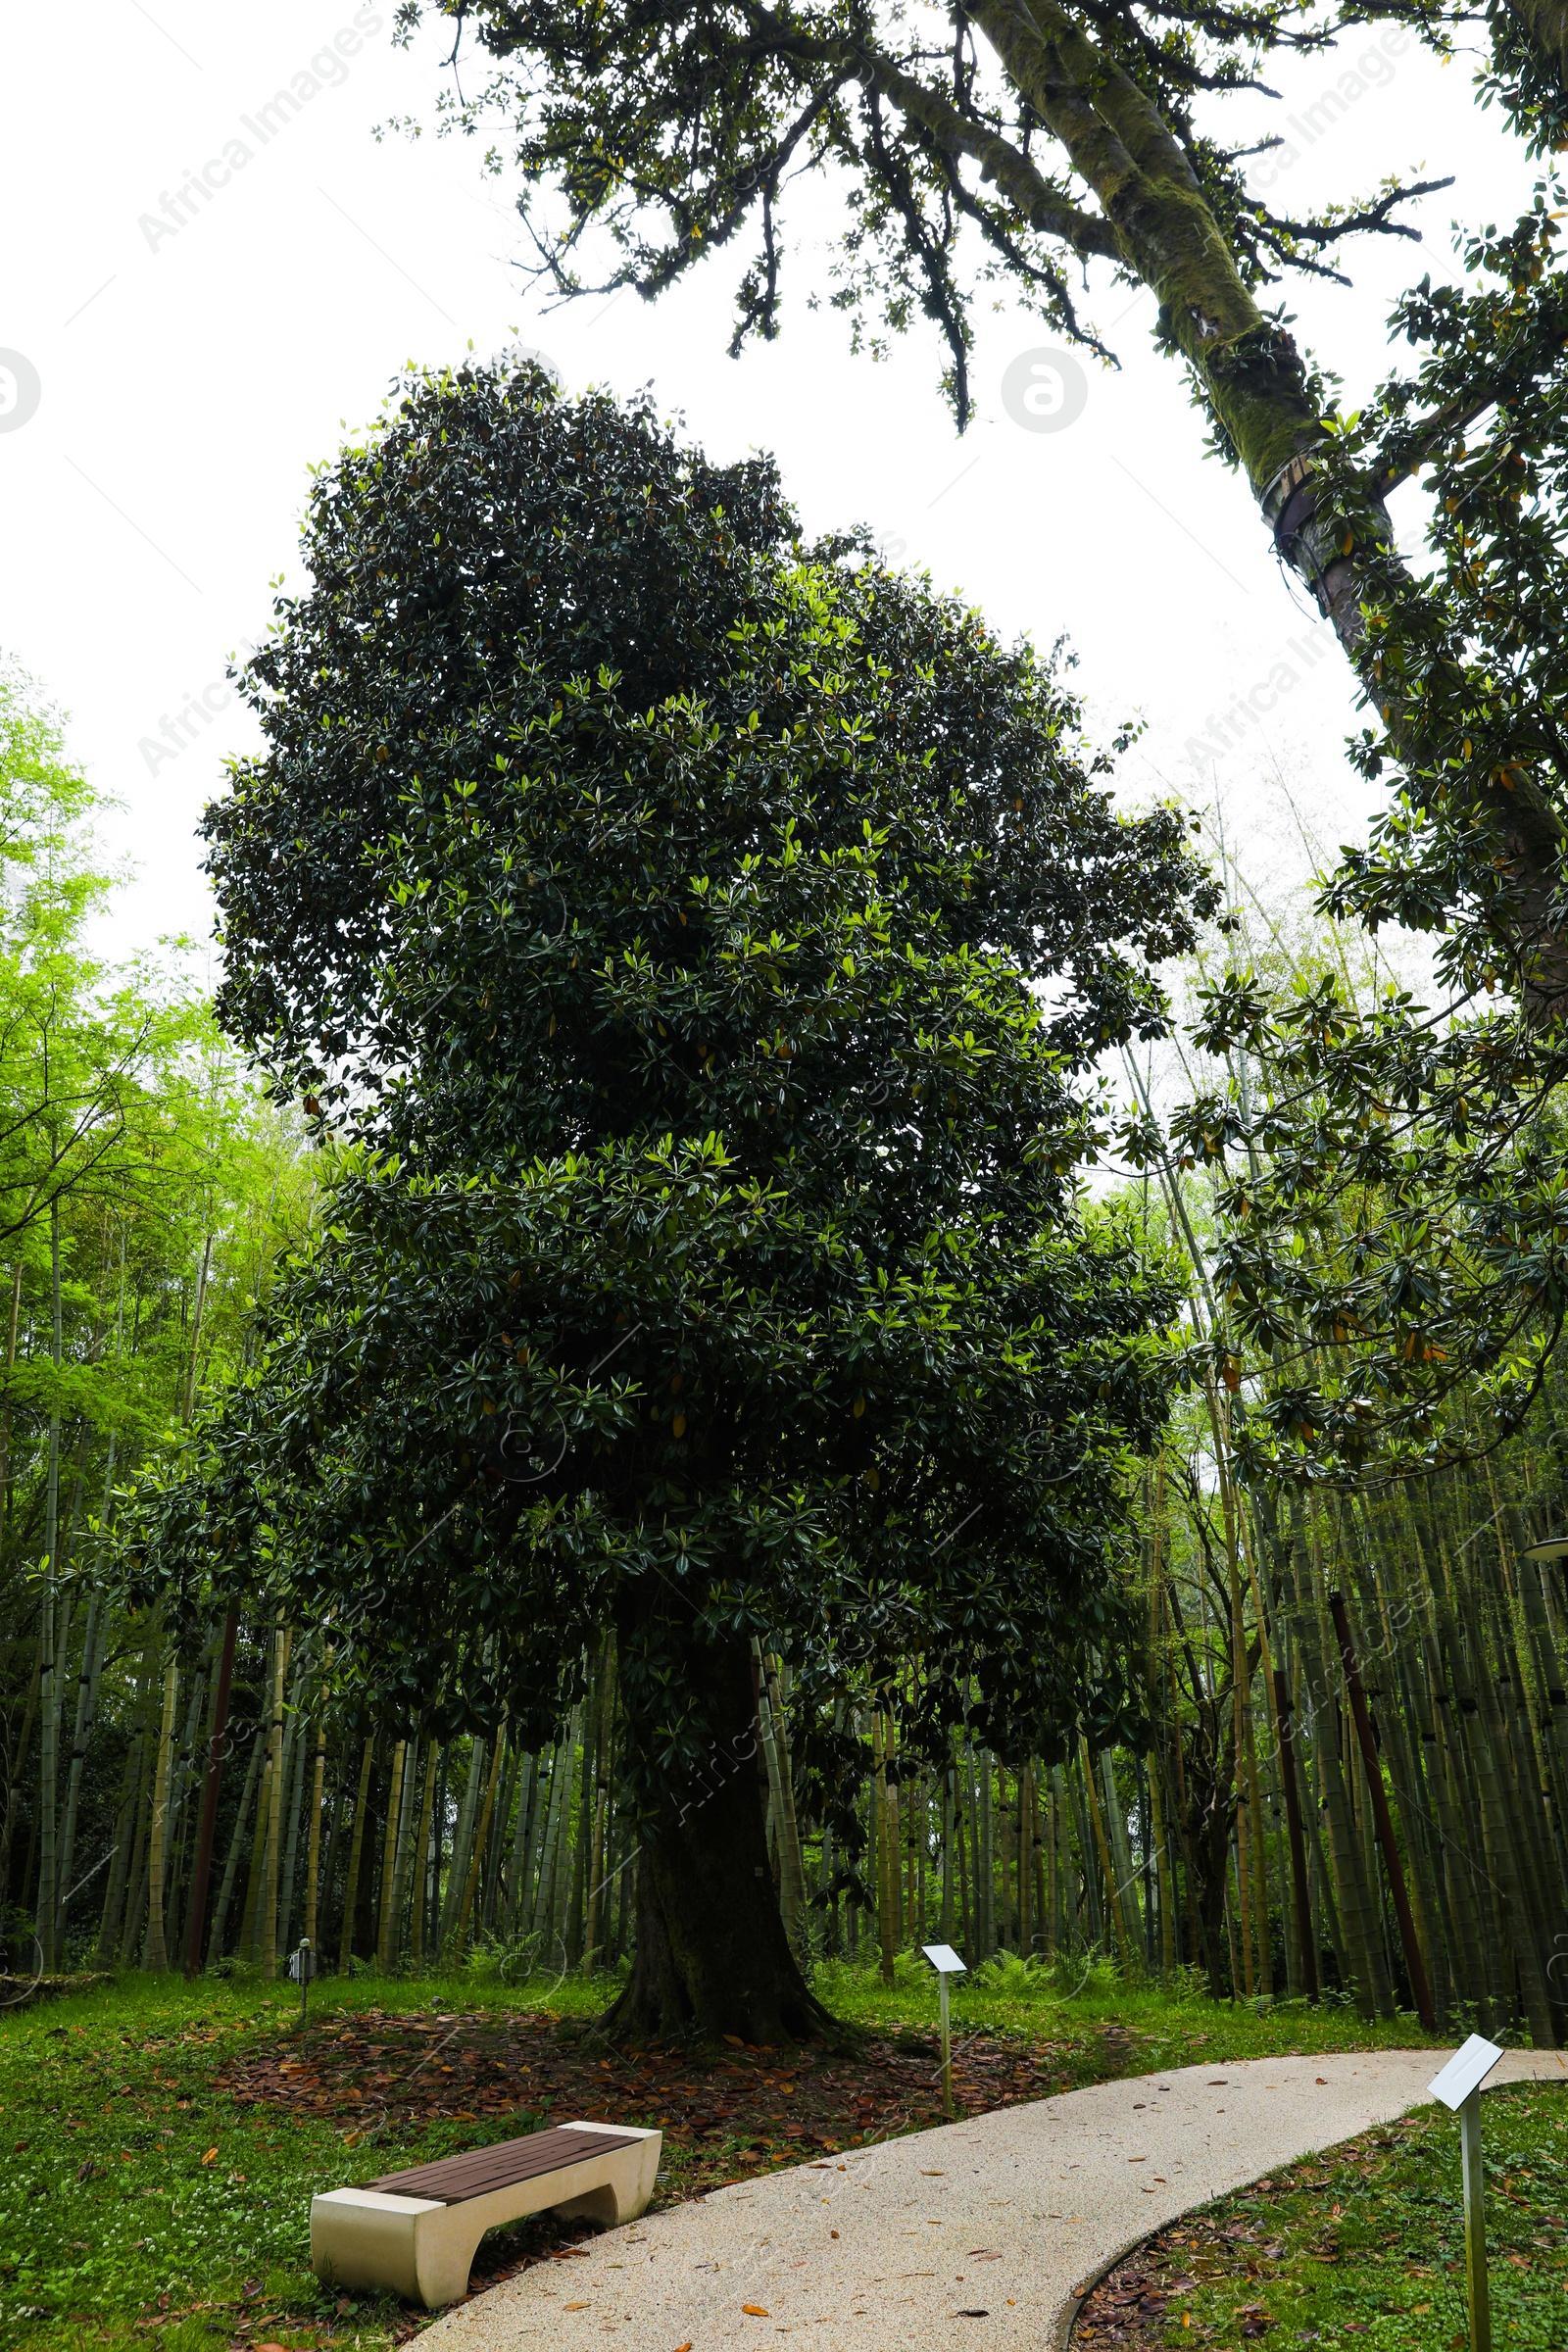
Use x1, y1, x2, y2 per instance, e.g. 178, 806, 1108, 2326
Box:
310, 2119, 662, 2309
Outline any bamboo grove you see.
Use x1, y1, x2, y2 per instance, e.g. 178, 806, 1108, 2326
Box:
28, 1393, 1568, 2052
14, 1220, 1568, 2039
9, 662, 1568, 2052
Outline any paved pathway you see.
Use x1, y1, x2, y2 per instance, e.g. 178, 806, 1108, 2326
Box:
422, 2044, 1567, 2352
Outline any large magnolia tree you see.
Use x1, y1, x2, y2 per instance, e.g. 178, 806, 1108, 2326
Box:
136, 360, 1216, 2038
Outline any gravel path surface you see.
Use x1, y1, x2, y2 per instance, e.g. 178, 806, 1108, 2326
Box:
420, 2043, 1567, 2352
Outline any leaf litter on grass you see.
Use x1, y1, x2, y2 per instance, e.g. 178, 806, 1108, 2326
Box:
1069, 2084, 1568, 2349
0, 1974, 1422, 2351
213, 2004, 1107, 2200
203, 2006, 1154, 2340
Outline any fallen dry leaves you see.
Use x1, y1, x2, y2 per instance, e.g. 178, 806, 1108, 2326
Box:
1072, 2191, 1309, 2346
210, 2005, 1146, 2343
213, 2003, 1110, 2204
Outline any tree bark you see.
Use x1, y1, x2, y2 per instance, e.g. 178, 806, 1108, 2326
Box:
601, 1637, 835, 2044
961, 0, 1568, 988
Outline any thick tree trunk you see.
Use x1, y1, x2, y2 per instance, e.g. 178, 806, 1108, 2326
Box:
966, 0, 1568, 995
601, 1637, 835, 2045
970, 1, 1319, 487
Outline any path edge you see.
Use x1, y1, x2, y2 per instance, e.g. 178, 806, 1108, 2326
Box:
1053, 2053, 1568, 2349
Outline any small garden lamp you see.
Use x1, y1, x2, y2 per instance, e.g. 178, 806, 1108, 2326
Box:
1428, 2032, 1505, 2352
921, 1942, 966, 2118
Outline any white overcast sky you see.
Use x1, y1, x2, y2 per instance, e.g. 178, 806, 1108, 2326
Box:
0, 2, 1540, 963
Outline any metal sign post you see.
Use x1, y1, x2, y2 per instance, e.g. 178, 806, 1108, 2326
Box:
921, 1943, 966, 2119
288, 1936, 319, 2028
1429, 2034, 1505, 2352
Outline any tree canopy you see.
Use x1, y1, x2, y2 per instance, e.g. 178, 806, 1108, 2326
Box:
389, 0, 1568, 990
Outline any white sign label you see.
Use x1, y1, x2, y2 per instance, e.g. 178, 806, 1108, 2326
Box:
921, 1942, 966, 1976
1428, 2034, 1504, 2111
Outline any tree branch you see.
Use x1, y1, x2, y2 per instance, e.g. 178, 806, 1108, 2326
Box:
854, 43, 1121, 260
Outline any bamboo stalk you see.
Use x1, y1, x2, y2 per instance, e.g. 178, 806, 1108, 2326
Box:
1149, 1745, 1177, 1980
95, 1705, 147, 1971
1272, 1665, 1319, 1999
35, 1200, 64, 1972
409, 1740, 440, 1966
142, 1652, 179, 1973
1329, 1590, 1435, 2031
208, 1730, 264, 1967
444, 1736, 489, 1949
872, 1708, 897, 1983
274, 1657, 311, 1955
337, 1737, 376, 1974
976, 1747, 995, 1960
259, 1628, 290, 1981
1082, 1738, 1133, 1970
529, 1735, 568, 1948
183, 1610, 238, 1976
452, 1731, 506, 1953
54, 1582, 105, 1962
584, 1645, 616, 1973
304, 1716, 328, 1959
759, 1645, 808, 1966
376, 1738, 409, 1974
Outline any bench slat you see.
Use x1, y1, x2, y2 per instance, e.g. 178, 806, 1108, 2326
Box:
368, 2124, 644, 2205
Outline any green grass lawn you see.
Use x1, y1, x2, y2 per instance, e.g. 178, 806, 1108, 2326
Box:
1074, 2082, 1568, 2348
816, 1949, 1442, 2069
0, 1959, 1442, 2352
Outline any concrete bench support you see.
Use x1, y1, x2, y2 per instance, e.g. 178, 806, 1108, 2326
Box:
311, 2118, 661, 2309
